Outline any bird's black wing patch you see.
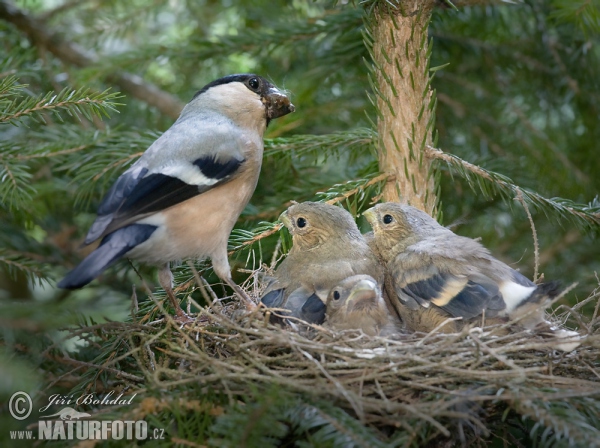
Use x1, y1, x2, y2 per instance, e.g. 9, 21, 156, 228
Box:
403, 274, 446, 307
193, 154, 244, 180
261, 288, 286, 308
88, 154, 245, 241
118, 154, 243, 219
97, 168, 148, 216
400, 273, 504, 319
262, 286, 326, 325
99, 173, 215, 237
439, 281, 503, 319
300, 294, 326, 324
85, 168, 148, 244
398, 273, 451, 310
260, 288, 288, 325
119, 173, 210, 216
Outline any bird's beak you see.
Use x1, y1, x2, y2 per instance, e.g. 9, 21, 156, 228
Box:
362, 207, 377, 227
264, 87, 295, 119
279, 210, 292, 229
347, 279, 379, 312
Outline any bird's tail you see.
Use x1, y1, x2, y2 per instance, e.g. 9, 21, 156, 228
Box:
57, 224, 156, 289
523, 281, 562, 305
508, 280, 581, 351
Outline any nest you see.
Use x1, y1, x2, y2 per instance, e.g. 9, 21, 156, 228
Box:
62, 275, 600, 447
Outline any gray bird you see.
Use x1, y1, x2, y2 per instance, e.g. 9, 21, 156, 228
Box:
325, 275, 398, 337
58, 74, 294, 321
261, 202, 384, 325
364, 203, 580, 350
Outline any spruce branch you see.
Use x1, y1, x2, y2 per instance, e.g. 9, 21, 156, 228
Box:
0, 73, 22, 97
0, 0, 185, 119
514, 397, 600, 447
15, 143, 90, 161
317, 172, 393, 206
426, 145, 600, 229
92, 7, 366, 80
0, 159, 35, 209
0, 249, 49, 284
515, 189, 540, 282
0, 86, 122, 126
549, 0, 600, 35
265, 129, 376, 158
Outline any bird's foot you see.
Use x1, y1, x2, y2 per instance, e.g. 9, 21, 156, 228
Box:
171, 306, 195, 325
224, 278, 258, 311
236, 289, 258, 311
163, 287, 194, 324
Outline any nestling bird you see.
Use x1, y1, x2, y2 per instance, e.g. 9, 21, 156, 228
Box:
261, 202, 384, 325
58, 74, 294, 321
325, 275, 398, 337
364, 203, 580, 350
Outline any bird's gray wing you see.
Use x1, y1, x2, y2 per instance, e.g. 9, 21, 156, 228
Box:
392, 237, 505, 318
260, 257, 359, 323
399, 273, 504, 319
261, 284, 326, 325
84, 122, 245, 244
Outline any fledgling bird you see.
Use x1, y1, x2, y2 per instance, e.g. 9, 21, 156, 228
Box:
364, 203, 580, 350
261, 202, 384, 325
325, 275, 399, 337
58, 74, 294, 321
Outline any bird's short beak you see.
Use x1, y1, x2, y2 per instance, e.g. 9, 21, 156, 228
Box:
347, 279, 379, 312
265, 88, 295, 119
279, 210, 292, 229
362, 208, 376, 227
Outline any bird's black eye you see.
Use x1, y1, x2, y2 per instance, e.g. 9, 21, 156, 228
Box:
248, 77, 260, 91
296, 217, 307, 228
333, 291, 341, 301
383, 214, 394, 224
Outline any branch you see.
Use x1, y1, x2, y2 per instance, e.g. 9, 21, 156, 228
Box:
321, 173, 393, 205
0, 87, 121, 125
425, 145, 600, 228
515, 188, 539, 282
0, 0, 184, 119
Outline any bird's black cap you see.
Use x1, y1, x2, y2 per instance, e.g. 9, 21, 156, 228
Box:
192, 74, 272, 100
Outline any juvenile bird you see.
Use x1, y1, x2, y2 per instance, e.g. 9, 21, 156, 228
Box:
364, 203, 580, 350
58, 74, 294, 321
325, 275, 398, 337
261, 202, 384, 325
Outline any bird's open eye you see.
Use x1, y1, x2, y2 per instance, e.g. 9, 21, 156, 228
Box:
296, 217, 307, 228
333, 291, 341, 301
248, 77, 260, 91
383, 214, 394, 224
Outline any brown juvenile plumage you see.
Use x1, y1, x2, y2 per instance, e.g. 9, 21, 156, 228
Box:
260, 202, 384, 325
325, 275, 399, 336
364, 203, 580, 351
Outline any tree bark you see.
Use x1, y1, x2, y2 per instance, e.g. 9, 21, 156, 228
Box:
370, 0, 437, 214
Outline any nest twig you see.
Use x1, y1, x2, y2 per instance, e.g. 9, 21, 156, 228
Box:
45, 271, 600, 446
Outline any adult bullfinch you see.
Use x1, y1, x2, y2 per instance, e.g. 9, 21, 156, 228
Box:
58, 74, 294, 321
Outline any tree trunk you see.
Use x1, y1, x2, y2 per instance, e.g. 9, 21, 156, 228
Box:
370, 0, 437, 214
